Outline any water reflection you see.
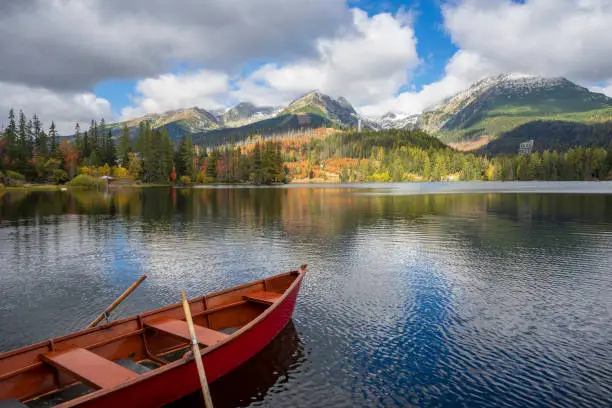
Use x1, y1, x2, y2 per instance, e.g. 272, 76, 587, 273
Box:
1, 186, 611, 407
3, 187, 612, 228
167, 321, 305, 408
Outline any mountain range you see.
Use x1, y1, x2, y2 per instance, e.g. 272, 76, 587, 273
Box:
418, 73, 612, 150
106, 73, 612, 153
109, 90, 362, 142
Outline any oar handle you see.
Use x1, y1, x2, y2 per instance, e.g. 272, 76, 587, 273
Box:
181, 292, 214, 408
87, 274, 147, 328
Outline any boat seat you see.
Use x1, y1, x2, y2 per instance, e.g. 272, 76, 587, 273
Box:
40, 347, 140, 390
144, 316, 228, 346
243, 291, 282, 305
0, 399, 28, 408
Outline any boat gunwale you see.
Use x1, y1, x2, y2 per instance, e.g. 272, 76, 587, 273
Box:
11, 266, 306, 407
0, 270, 296, 360
0, 301, 252, 382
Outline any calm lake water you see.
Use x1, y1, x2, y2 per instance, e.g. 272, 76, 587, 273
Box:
1, 182, 611, 407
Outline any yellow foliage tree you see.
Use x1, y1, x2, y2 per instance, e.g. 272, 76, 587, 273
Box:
486, 164, 496, 181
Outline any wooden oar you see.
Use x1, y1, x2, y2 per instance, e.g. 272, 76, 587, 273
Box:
181, 291, 214, 408
87, 274, 148, 328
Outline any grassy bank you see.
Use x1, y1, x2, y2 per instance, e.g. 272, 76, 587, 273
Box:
0, 183, 175, 191
1, 184, 65, 191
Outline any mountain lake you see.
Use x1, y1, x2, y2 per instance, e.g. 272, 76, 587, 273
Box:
1, 182, 611, 408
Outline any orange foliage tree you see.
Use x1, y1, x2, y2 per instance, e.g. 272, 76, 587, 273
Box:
59, 139, 79, 179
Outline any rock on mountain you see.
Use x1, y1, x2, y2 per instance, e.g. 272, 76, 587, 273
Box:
417, 73, 612, 144
219, 102, 281, 128
281, 90, 360, 127
109, 107, 221, 140
106, 91, 367, 143
377, 112, 420, 130
190, 91, 371, 145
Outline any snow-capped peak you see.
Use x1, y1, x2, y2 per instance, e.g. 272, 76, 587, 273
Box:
502, 72, 537, 81
372, 111, 420, 130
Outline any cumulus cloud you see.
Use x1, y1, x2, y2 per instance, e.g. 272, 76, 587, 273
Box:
0, 82, 111, 134
359, 50, 499, 116
232, 8, 420, 107
120, 70, 230, 119
591, 81, 612, 98
0, 0, 350, 91
361, 0, 612, 116
443, 0, 612, 82
5, 0, 612, 125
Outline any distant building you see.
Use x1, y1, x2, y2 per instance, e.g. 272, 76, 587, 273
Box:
519, 140, 534, 155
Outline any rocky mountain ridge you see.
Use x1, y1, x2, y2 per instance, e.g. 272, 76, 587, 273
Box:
417, 73, 612, 141
105, 73, 612, 150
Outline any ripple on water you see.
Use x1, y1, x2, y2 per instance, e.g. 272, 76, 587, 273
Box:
0, 188, 611, 407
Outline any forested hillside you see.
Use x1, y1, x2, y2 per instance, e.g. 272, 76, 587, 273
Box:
2, 109, 612, 187
419, 74, 612, 151
481, 120, 612, 155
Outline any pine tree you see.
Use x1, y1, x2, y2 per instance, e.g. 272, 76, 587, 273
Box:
1, 110, 15, 169
37, 130, 49, 157
134, 121, 145, 153
205, 149, 218, 181
18, 110, 27, 156
5, 109, 17, 164
74, 123, 82, 157
48, 121, 59, 157
89, 120, 98, 157
98, 117, 106, 149
25, 119, 34, 157
174, 145, 186, 177
251, 143, 263, 184
142, 122, 154, 182
178, 133, 195, 178
82, 130, 90, 160
116, 123, 131, 167
32, 115, 42, 155
7, 109, 16, 139
186, 133, 195, 178
105, 130, 116, 165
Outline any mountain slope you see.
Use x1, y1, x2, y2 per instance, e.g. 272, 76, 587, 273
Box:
377, 112, 420, 130
418, 73, 612, 147
195, 112, 334, 145
280, 90, 359, 126
480, 119, 612, 155
219, 102, 280, 128
109, 107, 221, 139
193, 91, 366, 145
105, 91, 362, 143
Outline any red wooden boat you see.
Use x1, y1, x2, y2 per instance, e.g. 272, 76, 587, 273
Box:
0, 265, 307, 407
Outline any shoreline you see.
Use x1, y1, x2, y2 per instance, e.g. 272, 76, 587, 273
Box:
2, 179, 611, 193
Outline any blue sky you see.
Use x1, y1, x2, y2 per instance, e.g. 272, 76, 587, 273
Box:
94, 0, 458, 117
1, 0, 612, 132
351, 0, 458, 87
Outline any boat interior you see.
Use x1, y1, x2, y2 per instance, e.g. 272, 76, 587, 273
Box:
0, 270, 300, 408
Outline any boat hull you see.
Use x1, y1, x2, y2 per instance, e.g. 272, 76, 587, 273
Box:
60, 275, 303, 408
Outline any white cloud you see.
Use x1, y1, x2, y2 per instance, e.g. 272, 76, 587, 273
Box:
361, 0, 612, 116
590, 81, 612, 98
0, 82, 111, 134
442, 0, 612, 82
6, 0, 612, 125
0, 0, 350, 91
120, 70, 230, 119
359, 50, 499, 116
232, 8, 420, 107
